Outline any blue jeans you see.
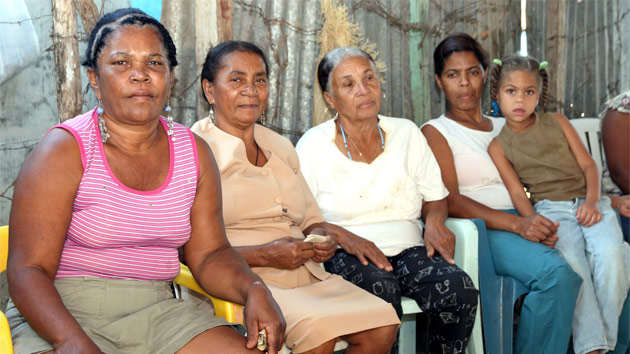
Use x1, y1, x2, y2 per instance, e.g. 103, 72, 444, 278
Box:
535, 197, 630, 354
486, 215, 582, 354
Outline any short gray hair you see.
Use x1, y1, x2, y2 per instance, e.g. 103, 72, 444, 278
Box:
317, 47, 376, 94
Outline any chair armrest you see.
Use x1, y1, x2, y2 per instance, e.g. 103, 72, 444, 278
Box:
174, 263, 244, 323
444, 217, 479, 280
0, 310, 13, 354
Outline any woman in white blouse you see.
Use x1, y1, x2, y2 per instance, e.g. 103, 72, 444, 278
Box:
296, 46, 478, 353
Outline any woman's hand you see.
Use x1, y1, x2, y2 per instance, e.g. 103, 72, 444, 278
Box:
307, 228, 339, 263
540, 234, 559, 248
515, 214, 559, 243
610, 195, 630, 217
423, 219, 456, 264
264, 237, 315, 270
336, 231, 392, 271
243, 283, 286, 354
577, 200, 602, 227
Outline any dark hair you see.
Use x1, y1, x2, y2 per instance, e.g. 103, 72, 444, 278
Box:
489, 54, 549, 111
200, 40, 269, 102
317, 47, 376, 94
433, 33, 488, 76
82, 8, 177, 70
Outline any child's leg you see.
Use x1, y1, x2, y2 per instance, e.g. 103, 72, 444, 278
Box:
581, 197, 630, 351
535, 199, 608, 354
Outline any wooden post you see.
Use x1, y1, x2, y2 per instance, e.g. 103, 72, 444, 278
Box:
545, 0, 567, 114
217, 0, 233, 43
73, 0, 99, 36
52, 0, 82, 122
195, 0, 219, 121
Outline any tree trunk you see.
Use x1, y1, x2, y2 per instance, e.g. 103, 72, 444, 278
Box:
52, 0, 82, 122
73, 0, 99, 36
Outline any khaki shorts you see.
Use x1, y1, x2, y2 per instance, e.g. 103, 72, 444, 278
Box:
6, 277, 234, 354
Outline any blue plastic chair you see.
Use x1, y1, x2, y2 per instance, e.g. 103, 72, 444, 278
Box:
471, 218, 529, 354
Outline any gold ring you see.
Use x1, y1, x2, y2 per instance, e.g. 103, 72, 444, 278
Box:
257, 328, 267, 351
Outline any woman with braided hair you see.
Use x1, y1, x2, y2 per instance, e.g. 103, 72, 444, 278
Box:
487, 54, 630, 354
6, 8, 285, 353
422, 33, 582, 354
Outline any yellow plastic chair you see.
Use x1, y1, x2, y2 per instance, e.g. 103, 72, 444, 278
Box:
173, 263, 244, 324
0, 225, 14, 353
174, 218, 483, 354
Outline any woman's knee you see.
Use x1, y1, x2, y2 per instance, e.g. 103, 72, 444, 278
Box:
444, 272, 479, 308
343, 324, 398, 353
325, 252, 401, 301
534, 257, 583, 297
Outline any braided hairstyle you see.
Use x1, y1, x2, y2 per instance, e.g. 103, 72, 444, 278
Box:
82, 8, 177, 70
489, 55, 549, 114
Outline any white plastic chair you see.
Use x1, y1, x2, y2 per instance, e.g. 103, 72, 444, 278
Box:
570, 118, 604, 173
399, 218, 482, 354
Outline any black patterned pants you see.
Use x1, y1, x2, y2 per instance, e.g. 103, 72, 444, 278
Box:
324, 246, 478, 354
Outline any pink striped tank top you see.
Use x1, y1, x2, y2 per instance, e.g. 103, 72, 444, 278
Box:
54, 109, 199, 281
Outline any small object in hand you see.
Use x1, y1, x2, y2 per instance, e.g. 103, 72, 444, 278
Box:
257, 328, 267, 351
304, 234, 328, 243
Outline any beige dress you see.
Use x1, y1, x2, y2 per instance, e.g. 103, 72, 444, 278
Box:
191, 119, 399, 352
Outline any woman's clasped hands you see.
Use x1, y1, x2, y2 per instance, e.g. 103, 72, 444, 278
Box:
263, 228, 338, 269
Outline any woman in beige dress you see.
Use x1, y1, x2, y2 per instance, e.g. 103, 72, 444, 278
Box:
191, 40, 399, 354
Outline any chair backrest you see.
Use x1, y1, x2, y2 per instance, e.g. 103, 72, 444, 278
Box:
0, 225, 7, 273
570, 118, 604, 174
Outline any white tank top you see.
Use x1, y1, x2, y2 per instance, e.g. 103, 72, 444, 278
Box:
423, 115, 514, 210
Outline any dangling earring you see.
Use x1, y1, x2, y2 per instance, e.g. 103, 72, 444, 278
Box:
259, 113, 266, 125
97, 99, 110, 143
491, 101, 500, 117
208, 105, 215, 123
164, 100, 176, 142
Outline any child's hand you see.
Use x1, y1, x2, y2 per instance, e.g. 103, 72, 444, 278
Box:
541, 234, 559, 248
576, 200, 601, 227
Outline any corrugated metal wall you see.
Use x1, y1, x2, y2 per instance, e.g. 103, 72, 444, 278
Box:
528, 0, 630, 118
232, 0, 413, 143
1, 0, 628, 224
230, 0, 524, 142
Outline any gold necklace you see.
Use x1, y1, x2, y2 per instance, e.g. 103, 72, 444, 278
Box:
346, 135, 366, 161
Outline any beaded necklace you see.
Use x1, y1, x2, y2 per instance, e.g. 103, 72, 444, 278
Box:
337, 118, 385, 161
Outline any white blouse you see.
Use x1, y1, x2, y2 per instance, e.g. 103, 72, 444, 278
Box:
296, 115, 449, 256
422, 114, 514, 210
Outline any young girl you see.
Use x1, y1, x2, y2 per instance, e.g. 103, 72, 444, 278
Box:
487, 55, 630, 354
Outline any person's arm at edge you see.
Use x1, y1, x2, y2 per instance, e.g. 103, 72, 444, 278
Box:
7, 129, 102, 353
601, 109, 630, 194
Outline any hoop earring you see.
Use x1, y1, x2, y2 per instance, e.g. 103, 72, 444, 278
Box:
164, 100, 176, 142
208, 105, 215, 123
97, 99, 110, 144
